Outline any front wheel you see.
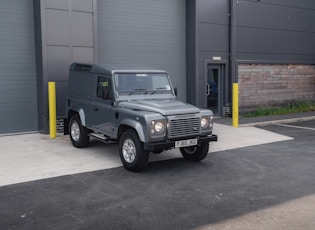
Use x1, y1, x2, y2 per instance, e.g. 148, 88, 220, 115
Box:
180, 143, 209, 162
119, 129, 149, 172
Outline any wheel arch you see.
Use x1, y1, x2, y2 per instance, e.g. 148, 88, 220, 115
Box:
118, 119, 146, 142
68, 107, 86, 127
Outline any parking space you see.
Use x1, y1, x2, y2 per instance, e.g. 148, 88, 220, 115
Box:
0, 121, 314, 229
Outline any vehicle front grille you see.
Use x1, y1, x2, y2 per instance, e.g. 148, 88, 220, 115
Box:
168, 116, 201, 139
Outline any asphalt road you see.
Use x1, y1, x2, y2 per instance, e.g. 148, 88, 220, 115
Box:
0, 120, 314, 230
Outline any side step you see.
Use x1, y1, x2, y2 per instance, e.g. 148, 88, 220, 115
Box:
89, 133, 118, 144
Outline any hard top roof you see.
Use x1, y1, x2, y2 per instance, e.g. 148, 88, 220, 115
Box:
70, 62, 166, 75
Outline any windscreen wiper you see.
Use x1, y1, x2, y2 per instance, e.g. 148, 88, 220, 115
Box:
129, 89, 149, 95
150, 87, 168, 94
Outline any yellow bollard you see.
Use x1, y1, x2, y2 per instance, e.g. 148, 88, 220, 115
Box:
232, 83, 239, 128
48, 82, 57, 138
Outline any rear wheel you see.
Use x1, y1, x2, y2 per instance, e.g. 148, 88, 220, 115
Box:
119, 129, 149, 172
69, 114, 89, 148
180, 143, 209, 161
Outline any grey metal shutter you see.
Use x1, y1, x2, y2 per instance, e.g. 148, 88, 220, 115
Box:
97, 0, 186, 101
0, 1, 38, 134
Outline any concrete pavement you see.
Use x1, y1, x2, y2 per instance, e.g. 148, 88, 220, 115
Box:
198, 194, 315, 230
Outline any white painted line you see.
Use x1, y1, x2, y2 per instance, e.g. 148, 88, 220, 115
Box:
277, 124, 315, 131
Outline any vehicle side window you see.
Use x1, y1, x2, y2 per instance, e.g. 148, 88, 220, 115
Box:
97, 76, 113, 100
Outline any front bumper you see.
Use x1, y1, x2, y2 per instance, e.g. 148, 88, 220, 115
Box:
143, 134, 218, 151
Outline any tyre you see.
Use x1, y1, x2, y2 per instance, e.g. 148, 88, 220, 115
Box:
180, 142, 209, 162
69, 114, 90, 148
119, 129, 149, 172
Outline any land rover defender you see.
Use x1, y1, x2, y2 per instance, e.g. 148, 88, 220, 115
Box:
64, 63, 218, 171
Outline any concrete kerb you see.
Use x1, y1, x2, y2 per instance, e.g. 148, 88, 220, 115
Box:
239, 115, 315, 127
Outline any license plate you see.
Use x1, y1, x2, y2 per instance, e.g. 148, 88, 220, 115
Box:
175, 139, 197, 148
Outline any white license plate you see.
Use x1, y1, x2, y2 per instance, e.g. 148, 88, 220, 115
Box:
175, 139, 198, 148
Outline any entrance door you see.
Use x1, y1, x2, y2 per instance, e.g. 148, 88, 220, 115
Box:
207, 64, 224, 117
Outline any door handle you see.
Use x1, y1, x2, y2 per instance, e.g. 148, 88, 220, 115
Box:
206, 83, 210, 96
94, 107, 99, 111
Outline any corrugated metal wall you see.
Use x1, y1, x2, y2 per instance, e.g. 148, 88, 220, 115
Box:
97, 0, 186, 101
194, 0, 315, 63
0, 1, 38, 134
236, 0, 315, 61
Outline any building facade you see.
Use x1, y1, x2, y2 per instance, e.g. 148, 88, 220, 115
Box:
0, 0, 314, 135
187, 0, 315, 116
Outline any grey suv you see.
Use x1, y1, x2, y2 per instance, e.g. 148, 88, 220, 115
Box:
64, 63, 217, 171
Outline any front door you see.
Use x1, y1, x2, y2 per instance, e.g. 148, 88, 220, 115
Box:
91, 75, 115, 135
207, 64, 224, 117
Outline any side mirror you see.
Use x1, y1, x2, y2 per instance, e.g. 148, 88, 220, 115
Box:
174, 87, 178, 97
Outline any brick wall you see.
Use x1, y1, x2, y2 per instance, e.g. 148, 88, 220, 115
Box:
238, 64, 315, 113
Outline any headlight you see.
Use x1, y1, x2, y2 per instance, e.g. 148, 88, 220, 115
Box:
201, 117, 209, 128
150, 119, 166, 137
201, 115, 214, 130
155, 121, 164, 133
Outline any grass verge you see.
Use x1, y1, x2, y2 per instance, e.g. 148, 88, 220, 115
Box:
244, 101, 315, 118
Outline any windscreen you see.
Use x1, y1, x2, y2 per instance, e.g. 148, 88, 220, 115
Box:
114, 73, 172, 95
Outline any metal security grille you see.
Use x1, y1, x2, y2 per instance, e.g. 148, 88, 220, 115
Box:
97, 0, 186, 102
0, 1, 38, 134
168, 117, 201, 139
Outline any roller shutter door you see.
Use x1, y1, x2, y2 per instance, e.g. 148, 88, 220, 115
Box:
97, 0, 186, 101
0, 1, 38, 134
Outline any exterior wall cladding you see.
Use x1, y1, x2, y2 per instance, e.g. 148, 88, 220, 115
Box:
187, 0, 315, 114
